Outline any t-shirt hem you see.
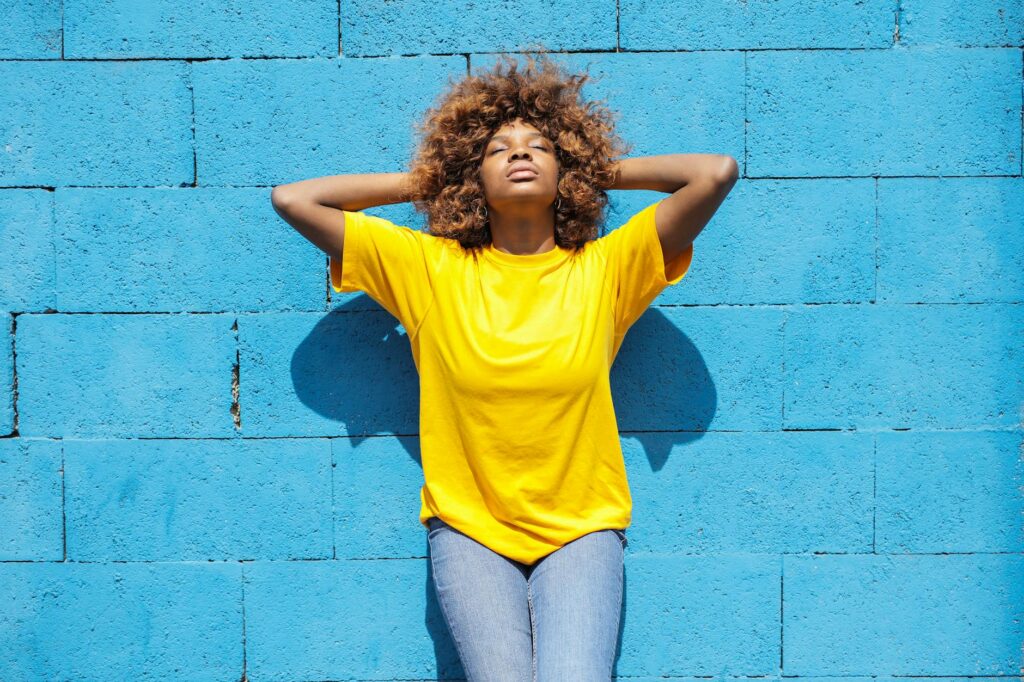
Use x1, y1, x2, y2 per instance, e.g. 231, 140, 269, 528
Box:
329, 210, 362, 293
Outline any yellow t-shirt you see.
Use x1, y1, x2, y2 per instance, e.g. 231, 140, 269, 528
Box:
330, 199, 693, 565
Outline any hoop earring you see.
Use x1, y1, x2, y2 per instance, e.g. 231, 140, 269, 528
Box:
555, 197, 562, 211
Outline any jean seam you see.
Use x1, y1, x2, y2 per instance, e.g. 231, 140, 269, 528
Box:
527, 577, 537, 682
428, 539, 468, 678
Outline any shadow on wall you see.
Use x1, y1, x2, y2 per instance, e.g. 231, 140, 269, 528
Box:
289, 299, 716, 464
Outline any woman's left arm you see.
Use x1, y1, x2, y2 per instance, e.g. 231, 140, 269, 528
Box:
610, 154, 739, 266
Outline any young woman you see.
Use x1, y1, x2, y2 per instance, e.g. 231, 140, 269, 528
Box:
272, 51, 737, 681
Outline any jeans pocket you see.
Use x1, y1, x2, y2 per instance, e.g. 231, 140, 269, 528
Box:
612, 529, 628, 548
426, 517, 447, 540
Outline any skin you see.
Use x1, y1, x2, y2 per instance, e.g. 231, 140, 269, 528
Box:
479, 117, 561, 255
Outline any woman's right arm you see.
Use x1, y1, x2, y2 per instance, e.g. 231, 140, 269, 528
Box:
270, 172, 413, 260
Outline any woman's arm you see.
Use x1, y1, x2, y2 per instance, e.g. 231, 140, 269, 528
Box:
610, 154, 738, 267
609, 153, 734, 193
271, 172, 413, 212
270, 172, 414, 263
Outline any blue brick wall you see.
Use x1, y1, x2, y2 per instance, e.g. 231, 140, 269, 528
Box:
1, 1, 1021, 680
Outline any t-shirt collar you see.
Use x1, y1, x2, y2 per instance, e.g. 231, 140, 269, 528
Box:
482, 241, 570, 268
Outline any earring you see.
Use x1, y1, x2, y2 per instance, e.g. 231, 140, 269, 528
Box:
555, 197, 562, 211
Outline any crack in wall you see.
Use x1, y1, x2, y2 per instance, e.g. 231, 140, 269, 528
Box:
615, 0, 620, 52
231, 318, 241, 430
330, 440, 337, 561
325, 253, 331, 308
187, 60, 197, 187
893, 0, 901, 44
10, 313, 19, 437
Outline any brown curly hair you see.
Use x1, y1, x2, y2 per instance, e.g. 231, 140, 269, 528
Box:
405, 48, 632, 254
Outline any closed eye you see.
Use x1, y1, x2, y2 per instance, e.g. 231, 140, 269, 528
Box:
490, 145, 548, 155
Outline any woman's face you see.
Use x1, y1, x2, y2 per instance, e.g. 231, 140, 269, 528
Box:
479, 118, 559, 212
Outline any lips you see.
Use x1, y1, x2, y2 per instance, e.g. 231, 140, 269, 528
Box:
507, 162, 539, 180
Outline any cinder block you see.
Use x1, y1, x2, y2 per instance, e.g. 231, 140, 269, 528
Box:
624, 431, 873, 554
0, 61, 193, 186
618, 554, 779, 676
64, 0, 335, 58
55, 187, 325, 312
747, 47, 1021, 176
0, 562, 243, 680
878, 177, 1024, 303
64, 437, 332, 561
334, 434, 429, 559
899, 0, 1024, 46
651, 179, 875, 305
876, 430, 1024, 553
238, 311, 420, 437
0, 0, 62, 59
343, 0, 615, 56
0, 190, 55, 311
613, 306, 785, 431
784, 303, 1023, 429
16, 312, 237, 437
192, 55, 466, 185
621, 0, 891, 50
0, 438, 63, 561
783, 553, 1024, 674
244, 558, 454, 680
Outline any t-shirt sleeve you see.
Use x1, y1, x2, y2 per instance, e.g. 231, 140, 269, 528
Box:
601, 199, 694, 337
329, 210, 436, 337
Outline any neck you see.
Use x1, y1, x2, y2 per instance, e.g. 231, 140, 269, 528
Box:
488, 204, 556, 254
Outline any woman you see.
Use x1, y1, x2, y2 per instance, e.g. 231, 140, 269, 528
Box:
272, 50, 737, 681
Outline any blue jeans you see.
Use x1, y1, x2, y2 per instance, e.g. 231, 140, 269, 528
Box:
426, 516, 627, 681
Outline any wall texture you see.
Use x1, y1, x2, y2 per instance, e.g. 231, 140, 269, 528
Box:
1, 1, 1023, 681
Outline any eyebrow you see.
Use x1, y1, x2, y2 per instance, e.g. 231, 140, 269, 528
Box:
490, 133, 546, 143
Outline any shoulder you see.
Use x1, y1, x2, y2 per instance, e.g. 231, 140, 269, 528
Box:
589, 201, 662, 255
346, 210, 454, 253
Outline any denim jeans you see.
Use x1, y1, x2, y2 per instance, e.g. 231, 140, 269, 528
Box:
426, 516, 626, 681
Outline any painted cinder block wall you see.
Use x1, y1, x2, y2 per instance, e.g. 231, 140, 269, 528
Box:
1, 1, 1022, 680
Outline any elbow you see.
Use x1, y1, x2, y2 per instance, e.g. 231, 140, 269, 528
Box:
272, 183, 310, 210
715, 155, 740, 185
270, 185, 294, 210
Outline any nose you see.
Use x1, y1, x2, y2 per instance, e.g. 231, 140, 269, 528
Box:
508, 146, 532, 161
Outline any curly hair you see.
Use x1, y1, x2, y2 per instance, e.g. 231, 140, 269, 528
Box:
405, 49, 632, 254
